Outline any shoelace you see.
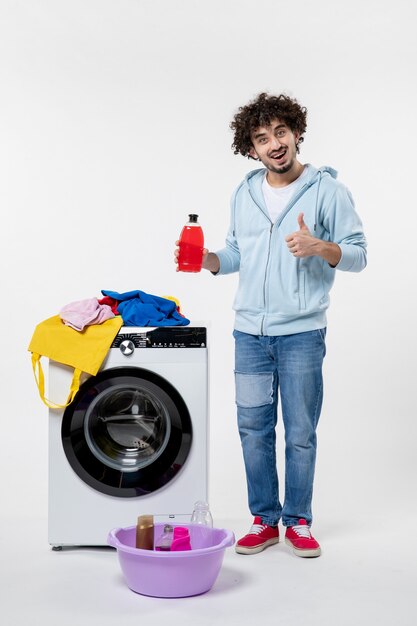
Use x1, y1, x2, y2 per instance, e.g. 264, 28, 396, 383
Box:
292, 524, 312, 538
249, 523, 268, 535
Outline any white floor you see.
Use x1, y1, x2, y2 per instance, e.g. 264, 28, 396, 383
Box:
2, 514, 415, 626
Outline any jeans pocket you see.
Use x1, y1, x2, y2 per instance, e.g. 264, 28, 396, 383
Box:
317, 327, 327, 357
235, 372, 274, 408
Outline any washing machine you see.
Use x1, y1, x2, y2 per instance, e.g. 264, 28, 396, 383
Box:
48, 325, 208, 548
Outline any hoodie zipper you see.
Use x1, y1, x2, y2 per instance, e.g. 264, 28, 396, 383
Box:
261, 223, 274, 335
247, 177, 318, 335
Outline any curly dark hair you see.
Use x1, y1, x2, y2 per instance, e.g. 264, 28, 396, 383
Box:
230, 92, 307, 158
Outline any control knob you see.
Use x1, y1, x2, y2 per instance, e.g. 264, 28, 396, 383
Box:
120, 340, 135, 356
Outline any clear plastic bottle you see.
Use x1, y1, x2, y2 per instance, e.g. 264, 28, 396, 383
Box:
178, 214, 204, 273
190, 500, 213, 527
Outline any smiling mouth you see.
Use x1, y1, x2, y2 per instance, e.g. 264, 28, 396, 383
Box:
270, 150, 287, 161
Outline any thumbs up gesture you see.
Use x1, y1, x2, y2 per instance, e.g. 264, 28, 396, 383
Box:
285, 212, 318, 258
297, 213, 310, 233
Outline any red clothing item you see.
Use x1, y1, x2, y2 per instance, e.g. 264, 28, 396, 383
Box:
98, 296, 120, 315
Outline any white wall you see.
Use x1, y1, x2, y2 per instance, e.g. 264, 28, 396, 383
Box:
1, 0, 416, 525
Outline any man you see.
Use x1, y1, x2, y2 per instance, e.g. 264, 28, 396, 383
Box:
175, 92, 367, 557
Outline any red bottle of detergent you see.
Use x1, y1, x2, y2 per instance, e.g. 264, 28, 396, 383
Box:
178, 214, 204, 272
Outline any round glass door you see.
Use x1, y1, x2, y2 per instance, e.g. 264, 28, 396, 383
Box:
61, 367, 192, 497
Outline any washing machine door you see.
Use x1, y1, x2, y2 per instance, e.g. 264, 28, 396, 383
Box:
61, 367, 192, 497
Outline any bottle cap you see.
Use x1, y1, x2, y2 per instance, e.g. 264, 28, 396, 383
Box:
188, 214, 199, 222
194, 500, 209, 509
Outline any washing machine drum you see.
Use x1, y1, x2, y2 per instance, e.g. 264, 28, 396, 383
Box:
61, 367, 192, 497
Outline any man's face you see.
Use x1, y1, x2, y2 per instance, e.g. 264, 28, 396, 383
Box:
249, 119, 300, 175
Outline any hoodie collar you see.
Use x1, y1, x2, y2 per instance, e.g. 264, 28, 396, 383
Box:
243, 164, 338, 228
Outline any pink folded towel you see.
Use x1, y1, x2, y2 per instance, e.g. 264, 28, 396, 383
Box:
59, 297, 115, 332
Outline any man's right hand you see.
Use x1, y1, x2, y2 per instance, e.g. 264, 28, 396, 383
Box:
174, 240, 181, 272
174, 241, 220, 273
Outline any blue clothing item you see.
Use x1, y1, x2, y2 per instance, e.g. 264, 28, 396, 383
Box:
101, 290, 190, 326
234, 328, 326, 527
216, 165, 367, 336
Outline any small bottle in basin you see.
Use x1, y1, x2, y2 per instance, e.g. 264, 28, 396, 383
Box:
136, 514, 154, 550
155, 524, 174, 551
190, 501, 213, 527
170, 526, 192, 551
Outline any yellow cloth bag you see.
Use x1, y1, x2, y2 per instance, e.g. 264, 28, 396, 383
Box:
28, 315, 123, 409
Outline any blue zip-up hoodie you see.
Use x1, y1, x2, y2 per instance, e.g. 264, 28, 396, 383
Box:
216, 164, 367, 336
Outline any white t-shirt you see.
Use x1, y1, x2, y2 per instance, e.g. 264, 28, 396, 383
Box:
262, 165, 309, 223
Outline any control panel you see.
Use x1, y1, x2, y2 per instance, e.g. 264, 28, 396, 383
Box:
111, 327, 207, 349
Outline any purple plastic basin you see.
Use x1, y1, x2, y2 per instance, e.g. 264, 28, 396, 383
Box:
108, 523, 235, 598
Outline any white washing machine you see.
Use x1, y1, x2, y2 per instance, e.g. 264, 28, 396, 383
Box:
48, 325, 208, 548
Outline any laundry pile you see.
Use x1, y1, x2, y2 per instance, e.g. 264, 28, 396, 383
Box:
60, 289, 190, 331
28, 289, 190, 409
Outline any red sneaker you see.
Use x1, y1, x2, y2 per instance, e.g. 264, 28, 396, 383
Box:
235, 516, 279, 555
285, 519, 321, 557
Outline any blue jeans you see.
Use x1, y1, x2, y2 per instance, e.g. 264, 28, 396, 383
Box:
234, 328, 326, 527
